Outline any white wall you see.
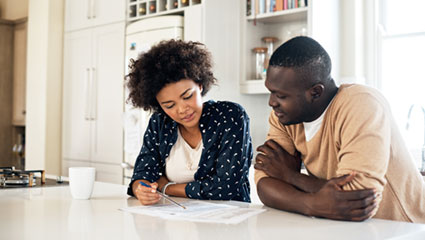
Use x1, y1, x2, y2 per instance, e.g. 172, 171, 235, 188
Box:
0, 0, 28, 20
25, 0, 64, 174
339, 0, 367, 85
203, 0, 270, 156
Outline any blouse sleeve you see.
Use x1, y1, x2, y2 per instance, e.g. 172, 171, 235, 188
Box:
185, 107, 253, 200
127, 115, 163, 196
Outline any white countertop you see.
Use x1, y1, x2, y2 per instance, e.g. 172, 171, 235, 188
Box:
1, 182, 424, 240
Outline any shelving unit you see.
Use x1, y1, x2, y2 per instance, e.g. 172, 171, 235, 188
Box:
241, 4, 308, 94
127, 0, 202, 22
240, 0, 340, 94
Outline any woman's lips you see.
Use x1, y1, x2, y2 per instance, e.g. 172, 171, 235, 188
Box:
182, 112, 195, 122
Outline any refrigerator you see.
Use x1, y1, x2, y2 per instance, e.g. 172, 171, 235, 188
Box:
123, 16, 184, 185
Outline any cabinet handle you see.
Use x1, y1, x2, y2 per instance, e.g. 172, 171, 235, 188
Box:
85, 68, 91, 120
87, 0, 91, 19
91, 0, 96, 19
90, 67, 97, 121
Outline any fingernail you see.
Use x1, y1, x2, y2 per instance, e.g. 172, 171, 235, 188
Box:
151, 189, 156, 193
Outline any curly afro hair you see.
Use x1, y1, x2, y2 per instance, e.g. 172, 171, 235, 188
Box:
126, 39, 217, 113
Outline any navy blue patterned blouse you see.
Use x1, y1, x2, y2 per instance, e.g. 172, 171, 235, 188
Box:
127, 100, 253, 202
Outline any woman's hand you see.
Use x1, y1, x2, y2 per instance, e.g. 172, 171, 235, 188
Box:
132, 180, 161, 205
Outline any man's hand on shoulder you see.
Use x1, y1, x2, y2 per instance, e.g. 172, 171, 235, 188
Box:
254, 139, 301, 183
306, 172, 378, 221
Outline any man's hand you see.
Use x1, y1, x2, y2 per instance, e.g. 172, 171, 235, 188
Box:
255, 139, 301, 182
307, 173, 378, 221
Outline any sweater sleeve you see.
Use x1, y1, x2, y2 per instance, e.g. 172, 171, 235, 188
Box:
185, 108, 253, 201
335, 91, 390, 196
254, 110, 297, 184
127, 115, 163, 196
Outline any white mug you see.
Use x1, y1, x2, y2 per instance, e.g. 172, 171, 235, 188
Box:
69, 167, 96, 200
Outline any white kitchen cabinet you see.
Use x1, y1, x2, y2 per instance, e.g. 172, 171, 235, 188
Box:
240, 0, 340, 94
62, 22, 125, 184
65, 0, 126, 32
91, 162, 123, 184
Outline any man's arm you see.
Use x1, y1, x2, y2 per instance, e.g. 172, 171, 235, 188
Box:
257, 174, 377, 221
256, 139, 326, 193
255, 139, 378, 221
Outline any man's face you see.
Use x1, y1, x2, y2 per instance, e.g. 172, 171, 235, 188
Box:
265, 66, 313, 125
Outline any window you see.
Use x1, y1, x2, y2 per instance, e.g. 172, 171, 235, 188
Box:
377, 0, 425, 171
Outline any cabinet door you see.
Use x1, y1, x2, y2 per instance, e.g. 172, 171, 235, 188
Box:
65, 0, 125, 32
64, 0, 92, 32
62, 159, 91, 177
91, 162, 123, 184
92, 0, 125, 29
62, 29, 93, 162
90, 23, 125, 165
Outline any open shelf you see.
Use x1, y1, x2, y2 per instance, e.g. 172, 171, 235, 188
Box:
247, 7, 308, 24
127, 0, 202, 22
240, 1, 309, 94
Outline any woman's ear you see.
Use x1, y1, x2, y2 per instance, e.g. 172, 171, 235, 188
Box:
309, 83, 324, 102
198, 84, 203, 93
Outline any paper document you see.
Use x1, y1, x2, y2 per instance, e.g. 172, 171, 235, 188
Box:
120, 200, 265, 224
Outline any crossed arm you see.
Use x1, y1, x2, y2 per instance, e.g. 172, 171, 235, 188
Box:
254, 139, 378, 221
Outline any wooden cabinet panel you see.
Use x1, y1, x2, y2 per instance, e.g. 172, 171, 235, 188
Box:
12, 20, 27, 126
0, 20, 14, 167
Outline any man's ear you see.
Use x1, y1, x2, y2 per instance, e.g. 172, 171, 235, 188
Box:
309, 83, 324, 102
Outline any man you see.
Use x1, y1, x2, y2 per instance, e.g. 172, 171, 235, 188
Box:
255, 36, 425, 223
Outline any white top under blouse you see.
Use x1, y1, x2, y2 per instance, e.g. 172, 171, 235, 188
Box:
165, 129, 203, 183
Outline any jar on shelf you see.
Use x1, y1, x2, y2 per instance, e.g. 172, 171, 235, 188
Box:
171, 0, 178, 9
252, 47, 268, 79
181, 0, 189, 7
129, 4, 137, 18
262, 37, 278, 70
138, 3, 147, 16
160, 0, 168, 11
149, 1, 156, 13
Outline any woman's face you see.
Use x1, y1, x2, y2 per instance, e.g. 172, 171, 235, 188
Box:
156, 79, 203, 130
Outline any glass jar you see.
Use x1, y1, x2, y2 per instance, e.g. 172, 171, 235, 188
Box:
262, 37, 278, 70
252, 47, 268, 79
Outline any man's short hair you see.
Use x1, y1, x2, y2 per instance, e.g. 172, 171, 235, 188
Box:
269, 36, 332, 86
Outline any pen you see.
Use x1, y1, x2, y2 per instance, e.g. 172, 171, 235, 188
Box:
139, 181, 186, 209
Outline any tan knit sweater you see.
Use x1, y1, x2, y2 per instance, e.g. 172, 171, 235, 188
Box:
255, 84, 425, 223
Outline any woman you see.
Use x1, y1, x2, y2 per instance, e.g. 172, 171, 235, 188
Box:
126, 39, 253, 205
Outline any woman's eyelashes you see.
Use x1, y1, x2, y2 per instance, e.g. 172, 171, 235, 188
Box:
164, 103, 175, 109
163, 93, 193, 109
183, 93, 193, 100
